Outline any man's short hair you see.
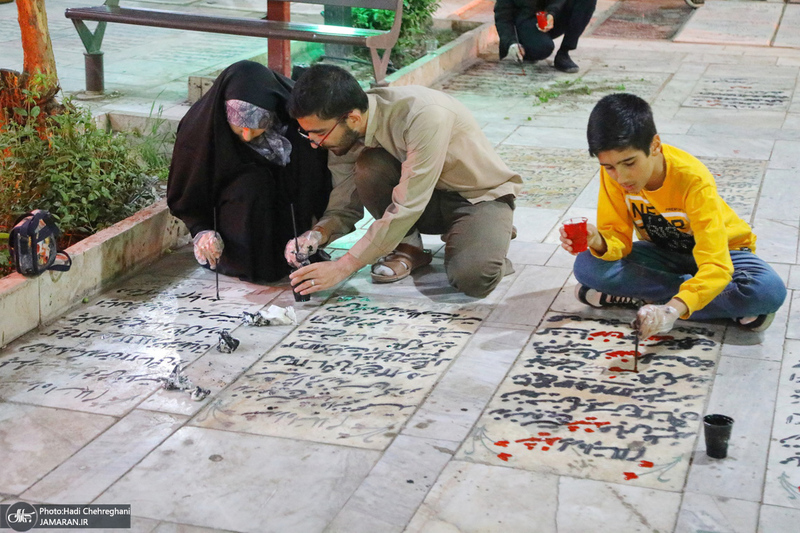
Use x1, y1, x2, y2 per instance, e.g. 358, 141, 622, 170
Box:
287, 64, 369, 120
586, 93, 658, 157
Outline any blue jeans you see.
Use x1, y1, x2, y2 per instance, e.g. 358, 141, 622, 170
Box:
573, 241, 787, 320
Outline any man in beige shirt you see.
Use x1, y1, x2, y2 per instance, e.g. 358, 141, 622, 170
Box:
284, 64, 521, 298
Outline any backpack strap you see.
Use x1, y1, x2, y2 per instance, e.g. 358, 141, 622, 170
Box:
50, 251, 72, 272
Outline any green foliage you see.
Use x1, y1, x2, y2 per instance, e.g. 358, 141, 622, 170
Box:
523, 78, 629, 105
0, 98, 169, 274
352, 0, 441, 67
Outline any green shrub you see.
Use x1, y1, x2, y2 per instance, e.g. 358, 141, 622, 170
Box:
0, 98, 169, 274
352, 0, 441, 68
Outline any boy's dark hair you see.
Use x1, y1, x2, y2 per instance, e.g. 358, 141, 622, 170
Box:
586, 93, 658, 157
287, 64, 369, 120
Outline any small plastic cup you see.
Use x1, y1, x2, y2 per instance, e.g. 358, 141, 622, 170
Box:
563, 217, 588, 253
425, 38, 439, 55
290, 268, 311, 302
703, 414, 734, 459
537, 11, 548, 31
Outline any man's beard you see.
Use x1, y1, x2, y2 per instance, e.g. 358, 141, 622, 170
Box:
328, 124, 361, 156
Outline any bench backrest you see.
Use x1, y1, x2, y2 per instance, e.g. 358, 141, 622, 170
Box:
267, 0, 399, 12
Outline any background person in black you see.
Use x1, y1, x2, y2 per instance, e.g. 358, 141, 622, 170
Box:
494, 0, 597, 73
167, 61, 331, 282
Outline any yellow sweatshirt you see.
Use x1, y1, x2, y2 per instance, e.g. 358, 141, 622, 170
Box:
594, 144, 756, 318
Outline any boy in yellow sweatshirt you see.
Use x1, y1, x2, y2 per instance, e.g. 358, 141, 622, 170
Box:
561, 93, 786, 338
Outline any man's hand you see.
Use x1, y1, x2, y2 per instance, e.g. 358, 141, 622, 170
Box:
508, 43, 525, 62
193, 230, 224, 269
538, 14, 555, 32
634, 304, 679, 339
284, 230, 323, 268
559, 222, 605, 255
289, 252, 366, 294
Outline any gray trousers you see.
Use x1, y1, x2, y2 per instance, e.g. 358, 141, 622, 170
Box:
354, 147, 515, 298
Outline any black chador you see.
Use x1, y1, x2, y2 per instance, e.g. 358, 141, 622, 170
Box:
167, 60, 331, 281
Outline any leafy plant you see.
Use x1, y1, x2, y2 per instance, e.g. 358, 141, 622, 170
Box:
352, 0, 441, 68
0, 95, 169, 276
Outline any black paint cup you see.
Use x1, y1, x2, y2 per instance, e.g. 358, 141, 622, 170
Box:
703, 414, 734, 459
290, 268, 310, 302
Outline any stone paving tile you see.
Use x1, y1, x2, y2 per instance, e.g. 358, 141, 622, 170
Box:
775, 5, 800, 50
493, 146, 598, 209
721, 297, 789, 362
674, 1, 785, 47
758, 505, 800, 532
769, 140, 800, 170
21, 410, 187, 503
674, 492, 760, 533
750, 218, 799, 265
457, 313, 724, 492
683, 75, 794, 111
754, 169, 800, 223
486, 265, 572, 327
700, 157, 766, 222
556, 476, 681, 532
762, 339, 800, 510
402, 326, 530, 443
325, 435, 455, 533
96, 426, 379, 533
684, 355, 781, 502
405, 461, 560, 532
0, 403, 115, 495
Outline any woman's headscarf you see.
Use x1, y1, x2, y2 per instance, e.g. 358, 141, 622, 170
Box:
167, 61, 295, 236
225, 99, 292, 165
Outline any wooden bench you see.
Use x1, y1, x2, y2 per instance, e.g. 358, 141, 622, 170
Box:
64, 0, 402, 92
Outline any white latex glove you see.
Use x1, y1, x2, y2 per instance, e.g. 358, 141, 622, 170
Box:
634, 304, 679, 339
284, 230, 322, 268
508, 43, 525, 63
193, 230, 224, 269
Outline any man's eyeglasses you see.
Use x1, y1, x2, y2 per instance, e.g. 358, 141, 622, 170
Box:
298, 114, 348, 148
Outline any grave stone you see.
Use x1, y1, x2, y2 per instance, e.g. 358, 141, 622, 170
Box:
457, 313, 724, 491
194, 295, 489, 450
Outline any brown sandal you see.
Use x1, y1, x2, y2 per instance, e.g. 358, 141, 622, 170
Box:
371, 243, 433, 283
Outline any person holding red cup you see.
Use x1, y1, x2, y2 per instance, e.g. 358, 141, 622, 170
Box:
560, 94, 786, 339
494, 0, 596, 73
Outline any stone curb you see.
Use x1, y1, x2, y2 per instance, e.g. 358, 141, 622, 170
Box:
0, 200, 188, 348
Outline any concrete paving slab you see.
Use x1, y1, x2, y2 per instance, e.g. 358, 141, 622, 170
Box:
674, 1, 784, 47
774, 5, 800, 49
96, 426, 380, 533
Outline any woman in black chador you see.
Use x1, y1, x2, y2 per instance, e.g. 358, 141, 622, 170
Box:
167, 60, 331, 282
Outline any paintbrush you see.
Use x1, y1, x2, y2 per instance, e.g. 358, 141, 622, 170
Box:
513, 26, 526, 76
289, 204, 310, 302
633, 328, 639, 373
213, 208, 220, 301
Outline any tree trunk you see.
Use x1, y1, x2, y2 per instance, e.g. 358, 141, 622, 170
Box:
0, 0, 60, 127
17, 0, 58, 84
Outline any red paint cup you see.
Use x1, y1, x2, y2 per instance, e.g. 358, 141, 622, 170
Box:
563, 217, 588, 253
537, 11, 548, 31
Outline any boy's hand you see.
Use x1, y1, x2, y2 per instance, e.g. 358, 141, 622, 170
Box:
560, 223, 605, 255
634, 304, 679, 339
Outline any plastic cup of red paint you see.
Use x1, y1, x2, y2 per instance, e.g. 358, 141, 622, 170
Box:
537, 11, 548, 31
563, 217, 588, 253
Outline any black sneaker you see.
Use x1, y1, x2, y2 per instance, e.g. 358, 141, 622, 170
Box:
574, 284, 643, 309
736, 313, 775, 333
554, 50, 579, 74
